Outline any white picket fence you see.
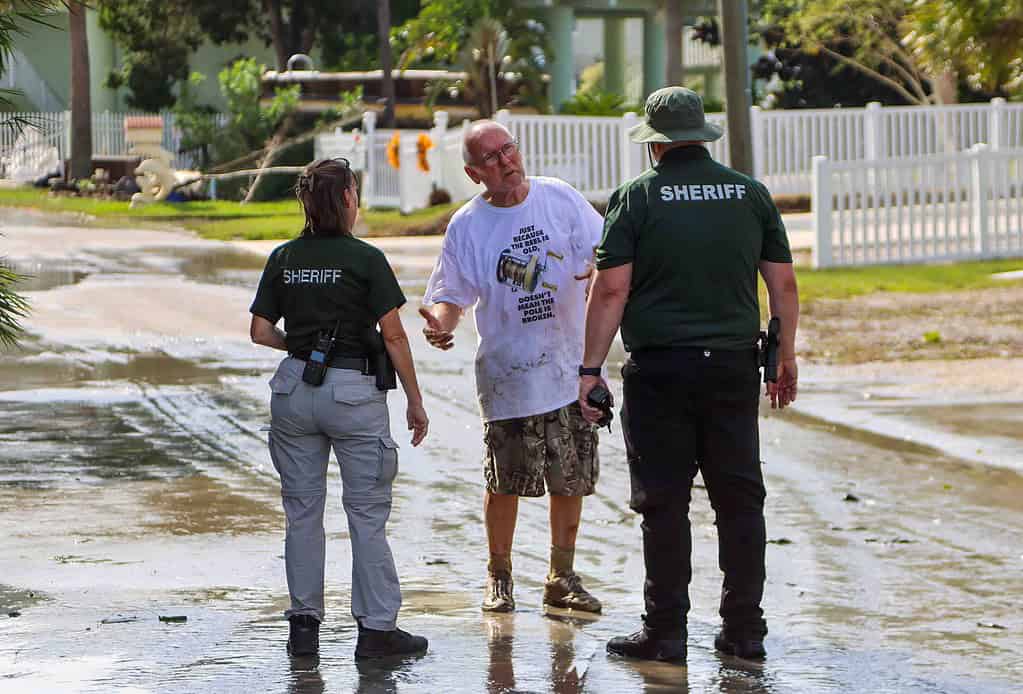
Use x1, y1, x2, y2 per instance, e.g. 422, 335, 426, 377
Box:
7, 99, 1022, 214
812, 144, 1023, 268
0, 110, 227, 178
316, 110, 482, 212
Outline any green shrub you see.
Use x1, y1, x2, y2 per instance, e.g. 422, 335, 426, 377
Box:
559, 90, 639, 117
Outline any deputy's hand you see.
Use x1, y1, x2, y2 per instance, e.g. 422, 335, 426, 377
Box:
767, 358, 798, 410
407, 400, 429, 446
419, 306, 454, 351
578, 375, 608, 424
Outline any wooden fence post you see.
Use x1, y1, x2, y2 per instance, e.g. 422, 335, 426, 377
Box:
750, 105, 764, 179
864, 102, 883, 161
398, 132, 415, 214
970, 143, 991, 257
430, 110, 449, 193
620, 111, 639, 182
361, 110, 377, 209
812, 155, 833, 268
990, 98, 1006, 152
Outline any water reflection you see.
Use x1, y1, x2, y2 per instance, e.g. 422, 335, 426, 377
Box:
4, 260, 91, 291
485, 614, 516, 692
288, 655, 325, 694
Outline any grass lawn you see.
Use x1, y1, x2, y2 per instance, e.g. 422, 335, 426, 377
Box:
0, 188, 460, 238
795, 259, 1023, 302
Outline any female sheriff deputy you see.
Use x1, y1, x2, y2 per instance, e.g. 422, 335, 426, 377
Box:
249, 158, 429, 660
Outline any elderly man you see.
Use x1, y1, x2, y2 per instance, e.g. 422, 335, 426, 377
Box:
579, 87, 800, 663
419, 120, 604, 614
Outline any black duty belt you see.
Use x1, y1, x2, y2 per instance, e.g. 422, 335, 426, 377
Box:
289, 353, 374, 374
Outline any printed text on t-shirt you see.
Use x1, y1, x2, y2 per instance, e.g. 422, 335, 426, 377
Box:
518, 290, 555, 324
511, 224, 551, 255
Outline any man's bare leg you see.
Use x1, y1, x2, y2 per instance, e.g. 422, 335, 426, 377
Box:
545, 494, 601, 612
549, 494, 582, 550
483, 491, 518, 612
485, 491, 519, 559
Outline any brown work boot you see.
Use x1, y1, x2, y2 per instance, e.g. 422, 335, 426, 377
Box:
482, 571, 515, 612
543, 571, 602, 613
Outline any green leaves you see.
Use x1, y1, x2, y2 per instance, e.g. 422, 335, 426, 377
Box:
0, 258, 29, 348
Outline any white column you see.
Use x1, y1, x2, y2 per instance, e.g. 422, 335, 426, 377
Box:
970, 143, 991, 257
864, 101, 883, 161
398, 133, 415, 215
430, 110, 449, 191
620, 111, 641, 182
361, 110, 377, 209
990, 97, 1006, 151
812, 155, 833, 268
750, 105, 765, 178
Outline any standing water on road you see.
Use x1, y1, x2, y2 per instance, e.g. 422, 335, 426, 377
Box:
1, 212, 1021, 692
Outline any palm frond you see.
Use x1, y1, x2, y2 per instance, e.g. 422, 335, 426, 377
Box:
0, 260, 30, 348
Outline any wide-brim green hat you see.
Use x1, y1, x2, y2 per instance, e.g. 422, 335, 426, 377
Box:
628, 86, 723, 143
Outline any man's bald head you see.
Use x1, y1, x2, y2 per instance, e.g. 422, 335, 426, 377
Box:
462, 120, 513, 165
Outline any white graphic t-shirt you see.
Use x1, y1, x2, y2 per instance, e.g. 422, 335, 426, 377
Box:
424, 177, 605, 422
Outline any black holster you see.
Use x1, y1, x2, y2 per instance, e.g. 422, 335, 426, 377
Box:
362, 328, 397, 391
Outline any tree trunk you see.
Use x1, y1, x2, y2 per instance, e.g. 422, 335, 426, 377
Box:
666, 0, 684, 86
68, 1, 92, 181
377, 0, 395, 128
932, 70, 958, 105
263, 0, 289, 70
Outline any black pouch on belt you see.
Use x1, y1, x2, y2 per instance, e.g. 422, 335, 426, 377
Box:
362, 327, 397, 391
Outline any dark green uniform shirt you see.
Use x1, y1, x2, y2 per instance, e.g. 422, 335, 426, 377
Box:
250, 234, 406, 357
596, 146, 792, 352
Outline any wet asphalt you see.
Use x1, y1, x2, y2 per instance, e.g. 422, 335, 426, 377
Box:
0, 211, 1021, 693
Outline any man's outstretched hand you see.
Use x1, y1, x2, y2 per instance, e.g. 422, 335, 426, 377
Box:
419, 306, 454, 351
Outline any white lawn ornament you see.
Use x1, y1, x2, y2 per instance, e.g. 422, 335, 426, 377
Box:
124, 115, 178, 208
130, 158, 178, 208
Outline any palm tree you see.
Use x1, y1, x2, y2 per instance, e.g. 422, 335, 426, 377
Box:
460, 17, 509, 119
0, 260, 29, 348
377, 0, 395, 128
68, 0, 92, 180
666, 0, 684, 86
0, 2, 51, 345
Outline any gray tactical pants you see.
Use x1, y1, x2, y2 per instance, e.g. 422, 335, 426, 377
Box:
267, 357, 402, 630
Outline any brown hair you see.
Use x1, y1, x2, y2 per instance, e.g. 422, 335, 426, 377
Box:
295, 158, 355, 237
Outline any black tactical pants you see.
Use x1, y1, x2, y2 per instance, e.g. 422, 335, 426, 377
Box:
621, 347, 767, 640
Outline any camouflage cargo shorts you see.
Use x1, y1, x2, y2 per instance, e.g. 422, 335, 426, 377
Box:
483, 401, 599, 497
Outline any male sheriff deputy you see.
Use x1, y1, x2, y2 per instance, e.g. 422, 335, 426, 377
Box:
578, 86, 800, 664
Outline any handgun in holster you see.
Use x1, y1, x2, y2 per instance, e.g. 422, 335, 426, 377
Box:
758, 316, 781, 384
362, 327, 397, 391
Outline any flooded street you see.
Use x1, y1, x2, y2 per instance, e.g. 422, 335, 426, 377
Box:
1, 210, 1021, 693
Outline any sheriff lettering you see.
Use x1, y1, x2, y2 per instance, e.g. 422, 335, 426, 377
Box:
660, 183, 747, 202
283, 268, 344, 284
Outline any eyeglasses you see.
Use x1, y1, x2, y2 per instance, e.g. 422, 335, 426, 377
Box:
478, 140, 519, 167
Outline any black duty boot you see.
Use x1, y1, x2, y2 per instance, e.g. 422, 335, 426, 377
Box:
606, 628, 686, 664
354, 624, 429, 660
287, 615, 320, 656
714, 630, 766, 660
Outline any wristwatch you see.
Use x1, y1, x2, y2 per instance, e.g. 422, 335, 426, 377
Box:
578, 366, 602, 377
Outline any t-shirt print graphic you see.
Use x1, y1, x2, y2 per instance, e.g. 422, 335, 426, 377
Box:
495, 224, 563, 325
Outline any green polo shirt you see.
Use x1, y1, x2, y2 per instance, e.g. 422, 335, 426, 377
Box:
596, 145, 792, 352
250, 233, 406, 357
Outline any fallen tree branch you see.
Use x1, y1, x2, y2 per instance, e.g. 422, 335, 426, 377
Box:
207, 108, 364, 174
